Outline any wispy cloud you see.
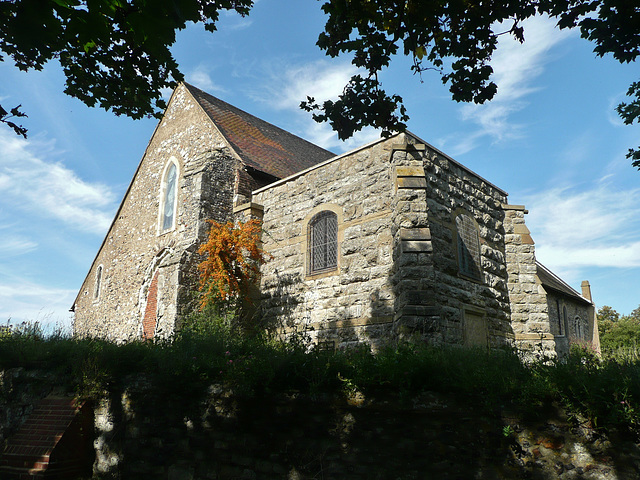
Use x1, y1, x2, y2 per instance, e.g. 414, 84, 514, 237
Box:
220, 7, 253, 30
523, 183, 640, 276
447, 16, 572, 155
0, 130, 116, 234
256, 60, 381, 151
187, 65, 227, 94
607, 90, 629, 127
265, 60, 358, 111
0, 278, 75, 329
0, 234, 38, 257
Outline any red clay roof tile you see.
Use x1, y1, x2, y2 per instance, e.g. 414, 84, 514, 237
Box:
184, 83, 335, 180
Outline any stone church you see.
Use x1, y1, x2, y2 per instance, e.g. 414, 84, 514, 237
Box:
72, 83, 599, 357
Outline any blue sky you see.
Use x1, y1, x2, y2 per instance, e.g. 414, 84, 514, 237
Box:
1, 1, 639, 331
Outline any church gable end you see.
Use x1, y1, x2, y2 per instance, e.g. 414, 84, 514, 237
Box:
73, 84, 240, 340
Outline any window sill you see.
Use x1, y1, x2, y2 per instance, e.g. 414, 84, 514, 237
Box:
157, 228, 176, 237
306, 268, 339, 280
457, 272, 484, 284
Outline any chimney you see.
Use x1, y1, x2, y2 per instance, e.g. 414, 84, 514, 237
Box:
581, 280, 592, 302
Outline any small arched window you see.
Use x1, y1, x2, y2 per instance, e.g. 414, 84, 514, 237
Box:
161, 161, 178, 232
308, 211, 338, 274
456, 214, 481, 280
93, 265, 103, 301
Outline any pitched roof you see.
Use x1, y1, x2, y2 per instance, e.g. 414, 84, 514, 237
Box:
536, 261, 592, 305
184, 83, 335, 179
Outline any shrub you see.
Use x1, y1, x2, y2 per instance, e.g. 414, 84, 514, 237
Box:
197, 219, 270, 331
2, 318, 640, 437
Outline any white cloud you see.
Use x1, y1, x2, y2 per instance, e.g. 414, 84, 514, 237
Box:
256, 60, 381, 151
523, 184, 640, 273
187, 65, 226, 94
0, 278, 75, 331
266, 60, 358, 111
448, 16, 572, 155
0, 130, 116, 234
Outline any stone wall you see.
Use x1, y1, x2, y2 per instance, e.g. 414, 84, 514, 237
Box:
3, 369, 638, 480
253, 133, 514, 349
390, 137, 512, 348
503, 205, 556, 357
253, 138, 397, 349
93, 388, 638, 480
546, 290, 597, 357
73, 84, 239, 341
502, 206, 599, 358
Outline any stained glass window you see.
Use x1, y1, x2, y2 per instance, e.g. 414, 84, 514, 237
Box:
309, 211, 338, 274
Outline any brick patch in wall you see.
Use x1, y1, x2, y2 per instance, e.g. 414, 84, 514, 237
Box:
0, 396, 93, 479
142, 271, 159, 340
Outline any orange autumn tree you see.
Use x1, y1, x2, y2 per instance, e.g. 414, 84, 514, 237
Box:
197, 219, 269, 314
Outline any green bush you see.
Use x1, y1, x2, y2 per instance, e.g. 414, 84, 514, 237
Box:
598, 305, 640, 355
2, 315, 640, 437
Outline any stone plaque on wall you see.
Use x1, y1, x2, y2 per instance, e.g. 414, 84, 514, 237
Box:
463, 310, 488, 347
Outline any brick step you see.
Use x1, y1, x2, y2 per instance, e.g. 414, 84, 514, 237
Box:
0, 396, 93, 480
0, 452, 50, 470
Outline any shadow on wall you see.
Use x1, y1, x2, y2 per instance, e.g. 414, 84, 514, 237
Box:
251, 147, 517, 351
256, 270, 305, 338
386, 168, 515, 350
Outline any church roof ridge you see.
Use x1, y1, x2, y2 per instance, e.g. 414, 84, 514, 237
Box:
183, 82, 335, 179
536, 261, 592, 305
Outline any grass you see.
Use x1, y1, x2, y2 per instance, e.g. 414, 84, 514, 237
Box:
2, 315, 640, 438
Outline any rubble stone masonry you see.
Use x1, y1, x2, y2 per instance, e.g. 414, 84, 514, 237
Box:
73, 84, 238, 340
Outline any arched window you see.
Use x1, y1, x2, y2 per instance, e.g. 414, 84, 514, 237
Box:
308, 211, 338, 274
456, 214, 481, 280
93, 265, 103, 301
160, 161, 178, 233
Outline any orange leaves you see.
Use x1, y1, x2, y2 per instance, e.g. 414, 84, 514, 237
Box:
197, 219, 268, 311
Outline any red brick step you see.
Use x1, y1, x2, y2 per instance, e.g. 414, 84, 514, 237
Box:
0, 396, 93, 479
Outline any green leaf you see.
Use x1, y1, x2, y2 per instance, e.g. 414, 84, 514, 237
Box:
82, 40, 96, 53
